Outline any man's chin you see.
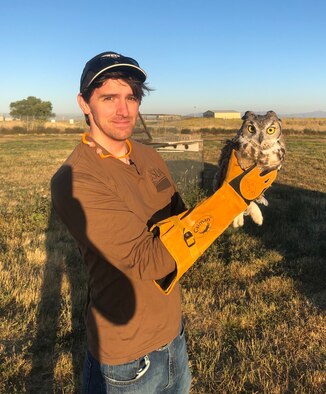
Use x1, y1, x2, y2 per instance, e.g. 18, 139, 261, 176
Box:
111, 128, 134, 141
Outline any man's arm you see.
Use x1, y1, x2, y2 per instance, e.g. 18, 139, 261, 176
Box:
51, 165, 177, 281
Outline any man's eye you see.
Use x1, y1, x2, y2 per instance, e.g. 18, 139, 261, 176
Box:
128, 96, 138, 101
104, 96, 113, 101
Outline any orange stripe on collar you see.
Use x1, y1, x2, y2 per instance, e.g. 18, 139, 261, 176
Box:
81, 132, 132, 159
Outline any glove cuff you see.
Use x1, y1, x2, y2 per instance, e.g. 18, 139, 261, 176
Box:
153, 182, 247, 294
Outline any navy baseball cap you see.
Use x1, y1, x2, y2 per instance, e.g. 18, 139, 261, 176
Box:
80, 51, 147, 92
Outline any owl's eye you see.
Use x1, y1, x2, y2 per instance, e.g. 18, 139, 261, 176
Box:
267, 127, 276, 134
247, 125, 255, 133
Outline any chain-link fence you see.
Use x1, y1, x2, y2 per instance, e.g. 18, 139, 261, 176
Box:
134, 117, 204, 194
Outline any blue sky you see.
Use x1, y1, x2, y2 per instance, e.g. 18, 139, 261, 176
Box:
1, 0, 325, 116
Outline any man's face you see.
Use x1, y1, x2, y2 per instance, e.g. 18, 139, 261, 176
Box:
79, 78, 140, 142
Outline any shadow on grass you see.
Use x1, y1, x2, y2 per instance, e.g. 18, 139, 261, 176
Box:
28, 164, 137, 393
201, 160, 326, 311
27, 208, 87, 393
245, 183, 326, 310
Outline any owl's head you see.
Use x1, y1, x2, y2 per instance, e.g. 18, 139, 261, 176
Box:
239, 110, 282, 144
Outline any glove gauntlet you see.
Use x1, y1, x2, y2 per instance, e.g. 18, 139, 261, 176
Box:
152, 150, 277, 294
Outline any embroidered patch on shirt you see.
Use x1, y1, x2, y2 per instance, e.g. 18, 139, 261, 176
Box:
148, 168, 171, 192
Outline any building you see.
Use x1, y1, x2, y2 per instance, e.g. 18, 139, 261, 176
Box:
203, 110, 241, 119
0, 115, 13, 121
141, 114, 182, 120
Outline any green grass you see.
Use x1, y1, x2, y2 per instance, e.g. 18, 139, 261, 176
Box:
0, 134, 325, 393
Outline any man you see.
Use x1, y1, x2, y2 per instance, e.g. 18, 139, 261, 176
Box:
51, 51, 277, 393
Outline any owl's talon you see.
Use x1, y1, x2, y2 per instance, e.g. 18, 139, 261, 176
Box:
256, 196, 268, 206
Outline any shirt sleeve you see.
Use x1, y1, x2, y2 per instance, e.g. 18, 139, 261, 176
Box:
51, 164, 177, 281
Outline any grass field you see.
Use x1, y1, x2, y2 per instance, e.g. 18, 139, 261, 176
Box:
2, 115, 326, 133
0, 132, 325, 393
146, 116, 326, 134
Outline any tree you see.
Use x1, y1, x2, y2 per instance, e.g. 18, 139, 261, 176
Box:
10, 96, 55, 131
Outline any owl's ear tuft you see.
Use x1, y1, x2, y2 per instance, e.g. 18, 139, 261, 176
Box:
242, 111, 255, 121
266, 110, 281, 121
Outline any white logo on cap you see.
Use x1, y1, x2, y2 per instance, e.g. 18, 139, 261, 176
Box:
102, 53, 120, 59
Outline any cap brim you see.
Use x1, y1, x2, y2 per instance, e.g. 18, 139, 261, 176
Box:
85, 63, 147, 90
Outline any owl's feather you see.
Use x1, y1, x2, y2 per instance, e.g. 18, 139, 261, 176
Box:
213, 110, 285, 227
212, 137, 240, 190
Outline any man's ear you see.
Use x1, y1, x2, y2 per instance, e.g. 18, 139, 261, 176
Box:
77, 93, 90, 115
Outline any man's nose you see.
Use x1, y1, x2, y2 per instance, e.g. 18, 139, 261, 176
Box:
116, 99, 129, 117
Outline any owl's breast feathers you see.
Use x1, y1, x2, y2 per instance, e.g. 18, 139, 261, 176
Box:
236, 135, 285, 172
235, 135, 260, 170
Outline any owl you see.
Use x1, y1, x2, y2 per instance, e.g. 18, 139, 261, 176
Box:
213, 110, 285, 227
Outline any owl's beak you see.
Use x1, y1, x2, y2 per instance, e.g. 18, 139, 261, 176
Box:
258, 133, 264, 143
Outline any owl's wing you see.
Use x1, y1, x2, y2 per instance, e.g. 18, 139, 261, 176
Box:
213, 138, 240, 190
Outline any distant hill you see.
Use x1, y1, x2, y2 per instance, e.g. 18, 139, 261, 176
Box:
281, 111, 326, 118
241, 111, 326, 118
186, 111, 326, 119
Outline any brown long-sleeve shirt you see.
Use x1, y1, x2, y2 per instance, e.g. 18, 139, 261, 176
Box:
51, 138, 186, 365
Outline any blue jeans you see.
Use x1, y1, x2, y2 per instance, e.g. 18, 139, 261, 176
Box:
82, 323, 191, 393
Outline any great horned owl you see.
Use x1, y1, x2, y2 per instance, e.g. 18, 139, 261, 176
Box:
213, 110, 285, 227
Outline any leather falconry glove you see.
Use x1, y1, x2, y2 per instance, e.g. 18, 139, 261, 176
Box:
151, 150, 278, 295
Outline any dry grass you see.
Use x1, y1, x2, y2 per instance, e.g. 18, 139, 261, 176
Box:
2, 116, 326, 132
147, 116, 326, 132
0, 120, 85, 130
0, 132, 325, 393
